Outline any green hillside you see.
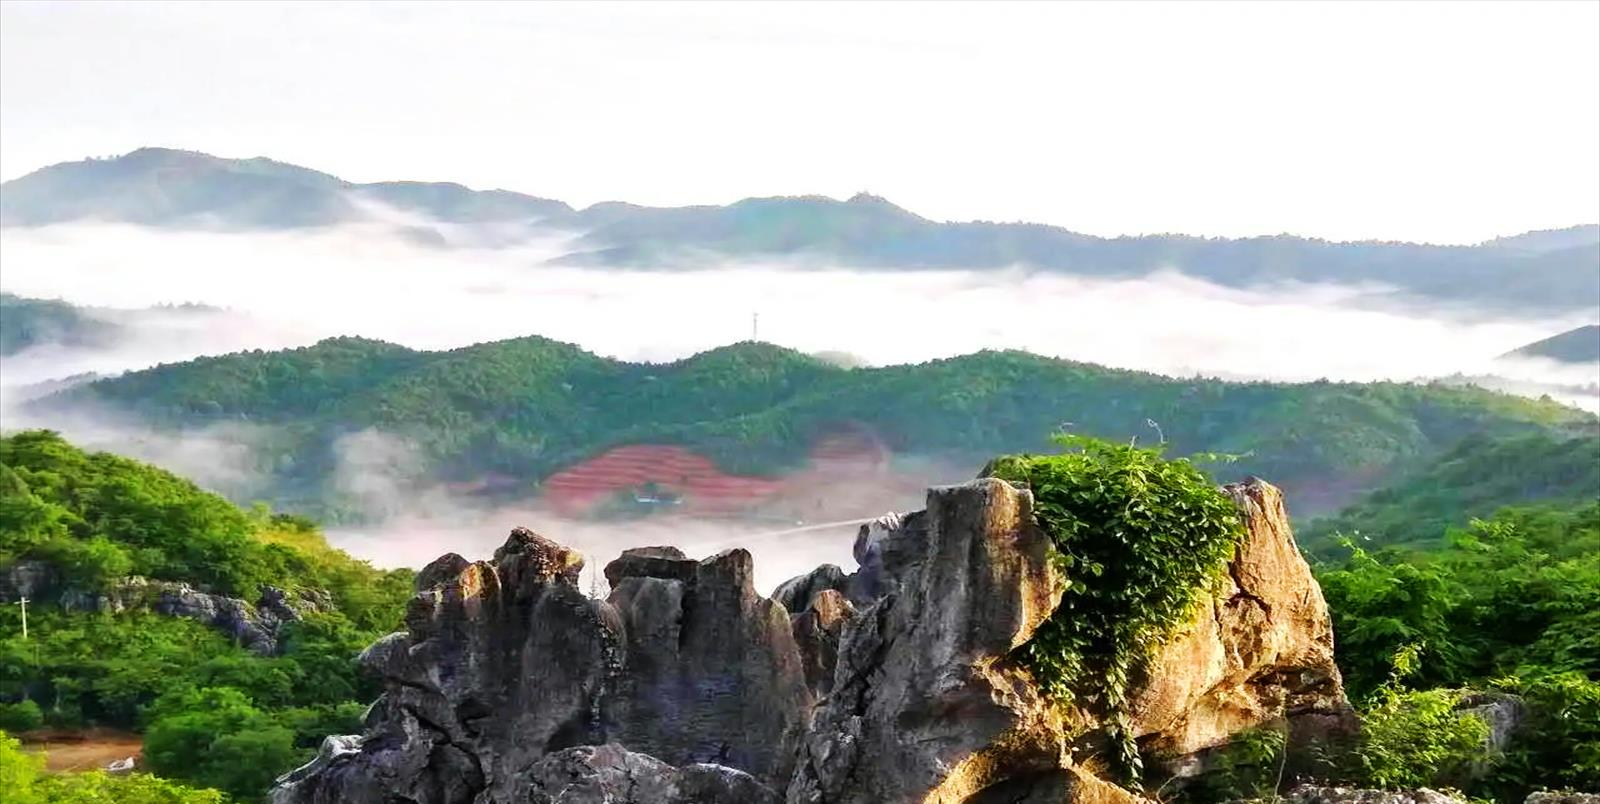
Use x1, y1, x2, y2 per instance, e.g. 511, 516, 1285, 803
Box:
38, 335, 1598, 519
0, 430, 414, 800
1302, 432, 1600, 556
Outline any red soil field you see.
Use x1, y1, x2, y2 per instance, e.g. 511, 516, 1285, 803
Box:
540, 430, 896, 518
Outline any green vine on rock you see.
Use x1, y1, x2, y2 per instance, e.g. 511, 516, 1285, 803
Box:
987, 434, 1247, 787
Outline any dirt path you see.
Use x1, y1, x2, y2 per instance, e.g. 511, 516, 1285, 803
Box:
21, 728, 143, 772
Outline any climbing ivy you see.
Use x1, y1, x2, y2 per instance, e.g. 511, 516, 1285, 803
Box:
988, 434, 1246, 785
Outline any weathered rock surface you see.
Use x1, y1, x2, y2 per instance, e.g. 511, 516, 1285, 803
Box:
1524, 793, 1600, 804
274, 528, 810, 804
785, 476, 1347, 803
275, 477, 1345, 804
1270, 786, 1465, 804
604, 544, 811, 782
512, 743, 779, 804
791, 588, 855, 697
1132, 480, 1350, 761
785, 478, 1071, 804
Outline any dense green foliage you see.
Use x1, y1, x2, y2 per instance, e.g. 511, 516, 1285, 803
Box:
0, 432, 411, 800
1318, 503, 1599, 698
1, 430, 412, 623
988, 436, 1245, 783
0, 292, 118, 356
1304, 500, 1600, 800
1303, 433, 1600, 556
43, 335, 1595, 520
0, 730, 228, 803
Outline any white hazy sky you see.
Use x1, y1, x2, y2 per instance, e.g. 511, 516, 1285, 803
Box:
1, 0, 1597, 244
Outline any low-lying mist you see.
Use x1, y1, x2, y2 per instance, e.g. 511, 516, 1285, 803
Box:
2, 217, 1595, 586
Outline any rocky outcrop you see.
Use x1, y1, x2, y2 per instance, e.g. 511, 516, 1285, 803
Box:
1270, 787, 1465, 804
0, 560, 57, 601
785, 478, 1071, 804
0, 564, 323, 655
1132, 480, 1350, 763
273, 528, 808, 804
275, 477, 1346, 804
785, 476, 1347, 804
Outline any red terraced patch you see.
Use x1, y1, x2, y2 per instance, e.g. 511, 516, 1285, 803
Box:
540, 431, 891, 516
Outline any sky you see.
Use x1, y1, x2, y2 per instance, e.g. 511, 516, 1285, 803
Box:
1, 1, 1597, 245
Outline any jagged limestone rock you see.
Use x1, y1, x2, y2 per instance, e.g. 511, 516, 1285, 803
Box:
785, 478, 1071, 804
605, 546, 811, 782
1131, 479, 1350, 761
791, 588, 855, 697
274, 527, 619, 804
786, 477, 1347, 803
276, 478, 1347, 804
275, 529, 811, 804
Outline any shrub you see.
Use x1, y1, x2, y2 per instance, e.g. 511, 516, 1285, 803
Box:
0, 699, 43, 732
987, 434, 1245, 784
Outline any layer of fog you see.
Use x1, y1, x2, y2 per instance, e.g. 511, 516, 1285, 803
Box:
2, 219, 1595, 585
4, 221, 1593, 385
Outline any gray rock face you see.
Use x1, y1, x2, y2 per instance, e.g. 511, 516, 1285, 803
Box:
602, 545, 695, 588
605, 546, 811, 782
0, 560, 57, 602
274, 528, 809, 804
1, 556, 327, 656
786, 478, 1070, 804
276, 479, 1346, 804
513, 743, 779, 804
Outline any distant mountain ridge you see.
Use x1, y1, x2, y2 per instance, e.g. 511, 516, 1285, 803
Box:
0, 147, 571, 229
3, 148, 1598, 313
1501, 324, 1600, 364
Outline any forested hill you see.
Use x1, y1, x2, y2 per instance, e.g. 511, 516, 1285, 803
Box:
0, 430, 414, 800
37, 335, 1598, 518
5, 148, 1599, 314
0, 292, 119, 356
1301, 431, 1600, 556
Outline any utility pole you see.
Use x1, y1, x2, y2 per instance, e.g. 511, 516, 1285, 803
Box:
752, 312, 759, 342
18, 596, 27, 640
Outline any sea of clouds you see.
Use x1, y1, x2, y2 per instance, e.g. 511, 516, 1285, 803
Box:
2, 215, 1594, 589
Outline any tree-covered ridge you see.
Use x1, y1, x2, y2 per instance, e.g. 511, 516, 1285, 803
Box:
46, 335, 1598, 517
1301, 432, 1600, 556
0, 292, 119, 356
0, 431, 414, 800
